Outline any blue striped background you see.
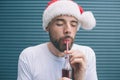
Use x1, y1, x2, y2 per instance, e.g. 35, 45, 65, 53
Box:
0, 0, 120, 80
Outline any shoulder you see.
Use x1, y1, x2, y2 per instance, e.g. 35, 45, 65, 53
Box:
73, 44, 96, 67
73, 44, 94, 53
19, 43, 47, 61
72, 44, 96, 60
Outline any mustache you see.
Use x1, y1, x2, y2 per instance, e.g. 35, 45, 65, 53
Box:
60, 35, 73, 41
64, 35, 72, 39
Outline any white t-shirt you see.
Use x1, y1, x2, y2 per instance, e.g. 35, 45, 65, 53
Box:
17, 42, 98, 80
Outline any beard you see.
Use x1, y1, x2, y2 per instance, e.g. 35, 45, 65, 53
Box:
49, 33, 74, 52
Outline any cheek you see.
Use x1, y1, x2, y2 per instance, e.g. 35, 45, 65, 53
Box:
49, 28, 63, 39
72, 29, 77, 38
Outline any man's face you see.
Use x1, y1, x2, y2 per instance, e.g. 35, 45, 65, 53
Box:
47, 15, 78, 52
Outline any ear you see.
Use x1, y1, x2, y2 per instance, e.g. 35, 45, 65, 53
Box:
46, 21, 52, 32
46, 26, 49, 32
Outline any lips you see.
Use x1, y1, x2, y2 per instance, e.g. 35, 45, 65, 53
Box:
64, 39, 70, 44
60, 36, 73, 46
63, 38, 71, 44
58, 36, 73, 51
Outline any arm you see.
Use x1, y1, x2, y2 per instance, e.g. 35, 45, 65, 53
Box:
69, 50, 86, 80
60, 47, 98, 80
60, 50, 86, 80
85, 48, 98, 80
17, 49, 32, 80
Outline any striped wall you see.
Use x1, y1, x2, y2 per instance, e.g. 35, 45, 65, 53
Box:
0, 0, 120, 80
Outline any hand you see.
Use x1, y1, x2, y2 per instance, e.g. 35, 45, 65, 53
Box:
64, 50, 87, 80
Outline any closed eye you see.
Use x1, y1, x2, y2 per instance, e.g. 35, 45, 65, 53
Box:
71, 21, 78, 27
55, 19, 65, 27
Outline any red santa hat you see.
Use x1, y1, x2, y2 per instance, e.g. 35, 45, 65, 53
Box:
43, 0, 96, 31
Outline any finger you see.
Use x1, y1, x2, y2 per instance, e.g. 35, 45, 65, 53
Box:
70, 58, 86, 70
60, 77, 71, 80
70, 50, 84, 57
70, 53, 86, 62
70, 58, 85, 65
70, 53, 83, 59
64, 50, 74, 54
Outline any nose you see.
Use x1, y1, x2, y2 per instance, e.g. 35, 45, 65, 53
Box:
64, 23, 72, 35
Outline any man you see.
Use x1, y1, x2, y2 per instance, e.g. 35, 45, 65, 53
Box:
17, 0, 98, 80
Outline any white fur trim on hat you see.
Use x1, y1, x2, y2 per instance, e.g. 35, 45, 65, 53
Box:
80, 11, 96, 30
42, 0, 96, 31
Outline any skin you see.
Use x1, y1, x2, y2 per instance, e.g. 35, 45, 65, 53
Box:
47, 15, 86, 80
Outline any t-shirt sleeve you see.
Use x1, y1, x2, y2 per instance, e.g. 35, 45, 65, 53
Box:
17, 48, 33, 80
85, 47, 98, 80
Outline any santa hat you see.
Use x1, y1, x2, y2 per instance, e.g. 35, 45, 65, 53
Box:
43, 0, 96, 31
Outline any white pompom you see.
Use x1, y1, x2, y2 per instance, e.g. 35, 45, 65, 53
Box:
80, 11, 96, 30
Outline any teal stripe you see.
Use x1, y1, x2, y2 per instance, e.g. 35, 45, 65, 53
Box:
0, 0, 120, 80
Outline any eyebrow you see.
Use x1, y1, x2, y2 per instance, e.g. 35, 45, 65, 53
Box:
55, 18, 65, 22
55, 18, 78, 23
48, 18, 64, 26
71, 20, 78, 24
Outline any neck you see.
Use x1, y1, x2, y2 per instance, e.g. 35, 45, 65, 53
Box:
47, 42, 65, 57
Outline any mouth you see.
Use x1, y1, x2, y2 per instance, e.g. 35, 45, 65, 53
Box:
63, 39, 70, 51
63, 38, 71, 44
57, 36, 73, 52
62, 37, 73, 50
61, 35, 73, 44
